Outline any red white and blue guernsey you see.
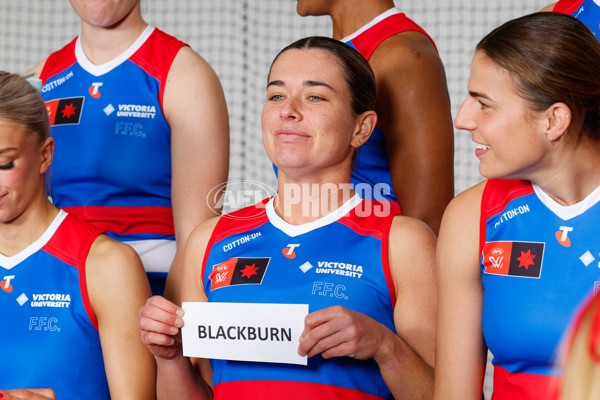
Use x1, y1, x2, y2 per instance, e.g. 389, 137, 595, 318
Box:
201, 195, 398, 400
39, 26, 186, 295
340, 8, 436, 204
0, 211, 109, 399
479, 179, 600, 399
553, 0, 600, 38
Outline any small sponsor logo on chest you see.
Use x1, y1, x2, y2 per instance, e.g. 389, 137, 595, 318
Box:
314, 261, 364, 279
30, 293, 72, 308
116, 104, 156, 119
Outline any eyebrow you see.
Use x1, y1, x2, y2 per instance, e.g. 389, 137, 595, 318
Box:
267, 80, 335, 91
0, 147, 18, 155
469, 91, 495, 102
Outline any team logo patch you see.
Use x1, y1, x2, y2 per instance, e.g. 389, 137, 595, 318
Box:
209, 257, 270, 291
1, 275, 15, 293
282, 244, 300, 259
89, 82, 103, 98
483, 241, 545, 278
45, 97, 84, 126
555, 226, 573, 247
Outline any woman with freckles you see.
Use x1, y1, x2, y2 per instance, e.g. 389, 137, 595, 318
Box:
434, 12, 600, 400
138, 36, 437, 400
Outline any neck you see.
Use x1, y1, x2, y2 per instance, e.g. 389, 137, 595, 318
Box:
329, 0, 395, 39
274, 172, 355, 225
531, 138, 600, 206
79, 6, 147, 65
0, 190, 58, 257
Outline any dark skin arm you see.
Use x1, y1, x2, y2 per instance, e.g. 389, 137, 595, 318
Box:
370, 31, 454, 235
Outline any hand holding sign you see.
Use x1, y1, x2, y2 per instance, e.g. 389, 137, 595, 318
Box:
182, 302, 308, 365
298, 305, 390, 362
138, 296, 185, 360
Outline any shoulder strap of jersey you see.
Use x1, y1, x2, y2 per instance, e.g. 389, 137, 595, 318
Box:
479, 179, 534, 254
349, 12, 437, 60
39, 37, 78, 84
43, 213, 103, 329
552, 0, 584, 14
200, 199, 270, 287
129, 28, 188, 111
338, 199, 399, 307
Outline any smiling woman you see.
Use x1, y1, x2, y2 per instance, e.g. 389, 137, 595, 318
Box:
138, 36, 438, 400
434, 12, 600, 400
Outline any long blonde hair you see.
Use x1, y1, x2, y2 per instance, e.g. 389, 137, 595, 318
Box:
559, 294, 600, 400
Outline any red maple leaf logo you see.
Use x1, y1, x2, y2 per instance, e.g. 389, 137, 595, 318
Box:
517, 250, 536, 270
240, 263, 259, 279
61, 103, 77, 119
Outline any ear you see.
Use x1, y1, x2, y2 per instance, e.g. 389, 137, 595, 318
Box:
544, 102, 571, 142
350, 110, 377, 149
39, 137, 54, 174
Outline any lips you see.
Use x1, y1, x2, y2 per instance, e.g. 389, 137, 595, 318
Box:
274, 129, 311, 142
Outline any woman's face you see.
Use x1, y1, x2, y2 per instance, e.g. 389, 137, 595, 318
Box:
261, 48, 365, 177
0, 121, 51, 224
454, 51, 551, 180
69, 0, 140, 29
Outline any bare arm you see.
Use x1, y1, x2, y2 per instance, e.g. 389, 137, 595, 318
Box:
370, 33, 454, 235
433, 182, 488, 400
163, 47, 230, 305
540, 3, 558, 11
298, 216, 438, 399
86, 236, 156, 399
24, 59, 47, 77
139, 218, 220, 400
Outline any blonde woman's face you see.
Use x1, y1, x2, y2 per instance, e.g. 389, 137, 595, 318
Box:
0, 120, 49, 224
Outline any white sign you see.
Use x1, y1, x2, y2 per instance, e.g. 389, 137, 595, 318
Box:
181, 302, 308, 365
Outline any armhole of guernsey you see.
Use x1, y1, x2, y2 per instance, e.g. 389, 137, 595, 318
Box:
338, 199, 398, 307
344, 10, 437, 60
42, 213, 104, 330
128, 28, 187, 116
479, 179, 535, 254
553, 0, 583, 14
39, 37, 78, 84
200, 198, 271, 290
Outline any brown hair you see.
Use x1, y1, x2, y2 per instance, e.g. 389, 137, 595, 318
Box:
0, 71, 50, 145
477, 12, 600, 140
268, 36, 376, 115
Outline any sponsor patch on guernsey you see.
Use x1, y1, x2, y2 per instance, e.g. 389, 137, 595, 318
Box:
482, 241, 545, 278
45, 97, 84, 126
315, 261, 364, 279
209, 257, 270, 291
116, 104, 156, 119
30, 293, 71, 308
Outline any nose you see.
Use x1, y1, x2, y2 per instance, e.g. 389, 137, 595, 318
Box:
454, 96, 476, 132
280, 97, 301, 121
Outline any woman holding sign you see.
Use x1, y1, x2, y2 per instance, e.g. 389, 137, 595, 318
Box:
434, 13, 600, 400
138, 36, 437, 400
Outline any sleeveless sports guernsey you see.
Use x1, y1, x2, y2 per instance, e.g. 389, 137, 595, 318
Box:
0, 211, 109, 399
39, 26, 186, 295
340, 8, 436, 204
479, 179, 600, 399
553, 0, 600, 38
201, 196, 398, 399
